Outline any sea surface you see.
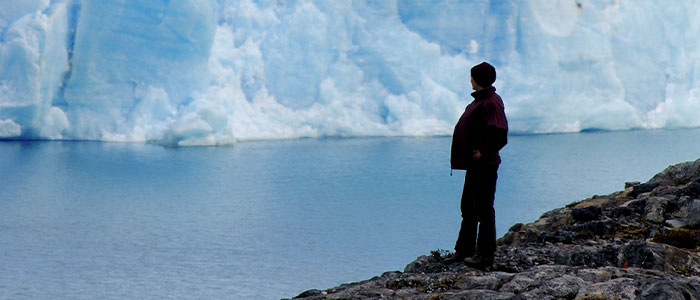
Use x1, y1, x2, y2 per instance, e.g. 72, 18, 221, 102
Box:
2, 128, 700, 299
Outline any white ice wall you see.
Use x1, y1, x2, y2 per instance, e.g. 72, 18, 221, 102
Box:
1, 0, 699, 145
0, 1, 69, 138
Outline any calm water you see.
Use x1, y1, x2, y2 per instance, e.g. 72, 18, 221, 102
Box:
2, 129, 700, 299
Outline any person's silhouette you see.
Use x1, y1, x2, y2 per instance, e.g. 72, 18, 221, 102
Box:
446, 62, 508, 269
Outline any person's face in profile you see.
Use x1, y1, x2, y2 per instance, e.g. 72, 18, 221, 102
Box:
470, 76, 481, 91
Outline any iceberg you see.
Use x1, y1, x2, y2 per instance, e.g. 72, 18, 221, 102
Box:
1, 0, 699, 145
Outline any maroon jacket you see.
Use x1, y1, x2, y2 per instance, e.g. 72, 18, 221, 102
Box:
451, 86, 508, 170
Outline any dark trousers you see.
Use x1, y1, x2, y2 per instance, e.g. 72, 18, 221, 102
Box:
455, 165, 498, 257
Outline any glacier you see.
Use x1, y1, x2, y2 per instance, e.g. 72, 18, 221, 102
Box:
1, 0, 699, 145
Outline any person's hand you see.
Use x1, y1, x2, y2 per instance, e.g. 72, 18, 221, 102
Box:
472, 149, 481, 160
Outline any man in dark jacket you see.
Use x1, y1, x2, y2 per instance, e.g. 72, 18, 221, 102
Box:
446, 62, 508, 268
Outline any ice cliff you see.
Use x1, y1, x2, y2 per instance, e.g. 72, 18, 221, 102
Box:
1, 0, 699, 145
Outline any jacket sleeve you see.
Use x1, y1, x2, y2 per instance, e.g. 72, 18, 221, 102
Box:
478, 126, 508, 155
476, 102, 508, 155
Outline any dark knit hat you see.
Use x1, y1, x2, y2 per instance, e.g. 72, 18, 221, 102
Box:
471, 62, 496, 87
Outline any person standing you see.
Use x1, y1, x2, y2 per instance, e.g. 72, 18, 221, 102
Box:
446, 62, 508, 268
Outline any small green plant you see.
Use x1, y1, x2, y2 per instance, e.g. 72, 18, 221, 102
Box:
427, 295, 444, 300
652, 228, 700, 249
676, 266, 691, 276
430, 249, 454, 259
683, 220, 700, 230
613, 227, 650, 239
575, 231, 594, 240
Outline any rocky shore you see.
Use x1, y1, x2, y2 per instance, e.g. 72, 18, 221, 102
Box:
287, 158, 700, 300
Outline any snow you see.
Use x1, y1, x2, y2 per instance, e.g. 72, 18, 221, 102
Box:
1, 0, 699, 145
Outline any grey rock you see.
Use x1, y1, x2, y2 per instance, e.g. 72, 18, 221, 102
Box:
671, 197, 700, 227
572, 205, 602, 222
541, 274, 583, 298
625, 181, 641, 189
680, 180, 700, 198
292, 158, 700, 300
639, 280, 700, 300
643, 197, 669, 223
293, 289, 323, 298
666, 219, 687, 228
630, 182, 660, 197
445, 289, 517, 300
453, 273, 513, 290
575, 277, 639, 300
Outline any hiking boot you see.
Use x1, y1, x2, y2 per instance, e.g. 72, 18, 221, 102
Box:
443, 252, 469, 264
464, 255, 493, 269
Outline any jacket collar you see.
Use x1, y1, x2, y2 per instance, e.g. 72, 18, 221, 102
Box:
471, 86, 496, 101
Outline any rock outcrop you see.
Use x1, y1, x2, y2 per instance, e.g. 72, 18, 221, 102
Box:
288, 158, 700, 300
